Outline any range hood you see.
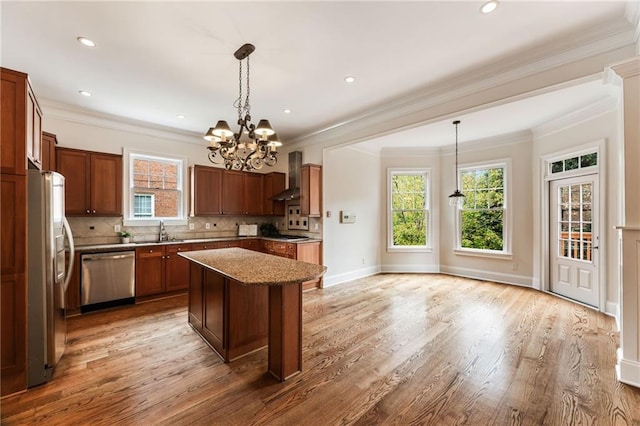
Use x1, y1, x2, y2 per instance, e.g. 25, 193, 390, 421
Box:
271, 151, 302, 201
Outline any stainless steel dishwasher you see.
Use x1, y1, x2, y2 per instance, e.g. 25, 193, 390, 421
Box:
81, 251, 135, 312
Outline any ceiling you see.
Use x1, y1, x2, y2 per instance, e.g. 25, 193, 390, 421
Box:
1, 1, 637, 150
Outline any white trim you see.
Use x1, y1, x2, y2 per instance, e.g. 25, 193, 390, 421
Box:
455, 159, 511, 256
617, 359, 640, 388
439, 265, 534, 287
453, 249, 513, 260
439, 130, 532, 156
39, 99, 203, 146
322, 266, 381, 288
539, 139, 607, 312
380, 264, 440, 274
123, 148, 189, 227
605, 301, 620, 324
387, 168, 432, 251
533, 95, 618, 139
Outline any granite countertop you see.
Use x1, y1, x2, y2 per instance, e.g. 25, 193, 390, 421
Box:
179, 247, 327, 286
74, 236, 322, 253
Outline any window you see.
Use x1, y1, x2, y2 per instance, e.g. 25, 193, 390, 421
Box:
124, 151, 187, 225
388, 169, 430, 251
550, 152, 597, 175
133, 194, 154, 217
457, 163, 508, 254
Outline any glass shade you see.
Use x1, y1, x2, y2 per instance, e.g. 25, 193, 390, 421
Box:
448, 190, 465, 207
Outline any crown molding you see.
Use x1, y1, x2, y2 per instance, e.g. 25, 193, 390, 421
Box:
532, 96, 619, 139
379, 146, 441, 158
40, 99, 204, 146
626, 0, 640, 53
439, 130, 532, 156
289, 17, 637, 150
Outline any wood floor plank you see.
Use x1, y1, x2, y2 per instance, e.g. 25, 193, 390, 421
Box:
2, 274, 639, 425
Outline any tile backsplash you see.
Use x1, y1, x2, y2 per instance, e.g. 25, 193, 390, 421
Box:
68, 213, 323, 246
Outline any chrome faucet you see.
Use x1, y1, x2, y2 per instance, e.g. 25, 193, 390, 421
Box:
158, 220, 168, 242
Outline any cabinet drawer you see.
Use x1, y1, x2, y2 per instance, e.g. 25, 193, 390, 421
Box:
272, 242, 288, 254
136, 247, 164, 258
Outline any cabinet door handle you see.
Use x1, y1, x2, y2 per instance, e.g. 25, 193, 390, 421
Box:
86, 209, 90, 213
166, 255, 170, 259
92, 210, 96, 213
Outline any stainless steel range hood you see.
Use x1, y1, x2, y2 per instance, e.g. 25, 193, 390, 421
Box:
271, 151, 302, 201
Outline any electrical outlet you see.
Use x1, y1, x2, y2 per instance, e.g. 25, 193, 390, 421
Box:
205, 223, 211, 230
314, 223, 319, 231
189, 223, 195, 230
114, 224, 121, 233
512, 263, 518, 271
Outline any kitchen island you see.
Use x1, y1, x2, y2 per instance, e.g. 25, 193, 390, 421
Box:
179, 247, 326, 381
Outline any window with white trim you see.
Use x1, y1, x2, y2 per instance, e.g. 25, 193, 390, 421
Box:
125, 151, 187, 225
388, 169, 431, 250
458, 163, 508, 253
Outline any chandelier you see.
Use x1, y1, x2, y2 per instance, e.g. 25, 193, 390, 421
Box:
448, 120, 465, 207
204, 43, 281, 171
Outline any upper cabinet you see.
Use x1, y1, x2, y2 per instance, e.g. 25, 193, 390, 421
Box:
56, 147, 122, 216
41, 132, 57, 171
300, 164, 322, 217
191, 165, 222, 216
1, 68, 39, 175
263, 172, 286, 216
192, 165, 277, 217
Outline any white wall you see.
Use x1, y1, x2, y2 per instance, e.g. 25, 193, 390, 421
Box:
322, 147, 381, 286
532, 109, 622, 315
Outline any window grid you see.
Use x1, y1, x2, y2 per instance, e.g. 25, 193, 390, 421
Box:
557, 183, 592, 262
133, 194, 154, 217
459, 166, 506, 252
389, 171, 430, 248
550, 152, 597, 175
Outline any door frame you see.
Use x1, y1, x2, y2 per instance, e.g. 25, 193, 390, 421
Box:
539, 139, 607, 311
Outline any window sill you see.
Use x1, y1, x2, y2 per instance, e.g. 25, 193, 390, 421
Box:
123, 218, 188, 227
387, 246, 433, 253
453, 249, 512, 260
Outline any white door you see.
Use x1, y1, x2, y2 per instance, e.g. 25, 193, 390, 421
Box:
549, 175, 599, 307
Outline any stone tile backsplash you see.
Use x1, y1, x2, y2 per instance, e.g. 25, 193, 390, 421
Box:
68, 214, 323, 246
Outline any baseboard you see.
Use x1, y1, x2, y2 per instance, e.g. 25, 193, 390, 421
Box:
605, 301, 620, 327
323, 266, 381, 288
439, 265, 534, 287
380, 264, 440, 273
617, 358, 640, 388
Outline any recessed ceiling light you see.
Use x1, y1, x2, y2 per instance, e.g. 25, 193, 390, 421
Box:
480, 0, 498, 14
283, 109, 291, 114
77, 37, 96, 47
78, 90, 92, 97
344, 76, 356, 83
177, 114, 185, 119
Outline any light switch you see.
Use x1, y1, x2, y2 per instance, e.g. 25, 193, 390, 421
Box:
340, 210, 356, 224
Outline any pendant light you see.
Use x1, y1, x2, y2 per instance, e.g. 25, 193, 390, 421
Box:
204, 43, 281, 171
448, 120, 465, 207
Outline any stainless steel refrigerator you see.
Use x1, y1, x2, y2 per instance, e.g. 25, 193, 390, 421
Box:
27, 170, 75, 387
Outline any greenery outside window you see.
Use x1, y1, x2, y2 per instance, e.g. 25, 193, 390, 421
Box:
388, 169, 431, 251
124, 150, 188, 226
457, 162, 509, 255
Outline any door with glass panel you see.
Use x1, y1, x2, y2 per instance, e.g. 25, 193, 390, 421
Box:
549, 175, 599, 307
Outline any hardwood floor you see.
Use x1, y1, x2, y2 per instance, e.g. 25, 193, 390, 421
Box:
2, 274, 640, 425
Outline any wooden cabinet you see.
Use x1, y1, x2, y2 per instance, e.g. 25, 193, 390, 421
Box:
41, 132, 57, 171
191, 165, 278, 217
188, 265, 268, 362
244, 173, 264, 215
25, 85, 42, 169
1, 67, 35, 396
221, 170, 245, 215
56, 148, 122, 216
191, 165, 222, 216
240, 239, 260, 251
1, 68, 28, 175
261, 240, 322, 290
300, 164, 322, 217
0, 175, 27, 396
135, 244, 192, 297
263, 172, 286, 216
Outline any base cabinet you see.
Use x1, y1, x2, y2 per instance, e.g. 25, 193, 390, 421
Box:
261, 240, 322, 289
189, 264, 268, 362
136, 244, 192, 298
